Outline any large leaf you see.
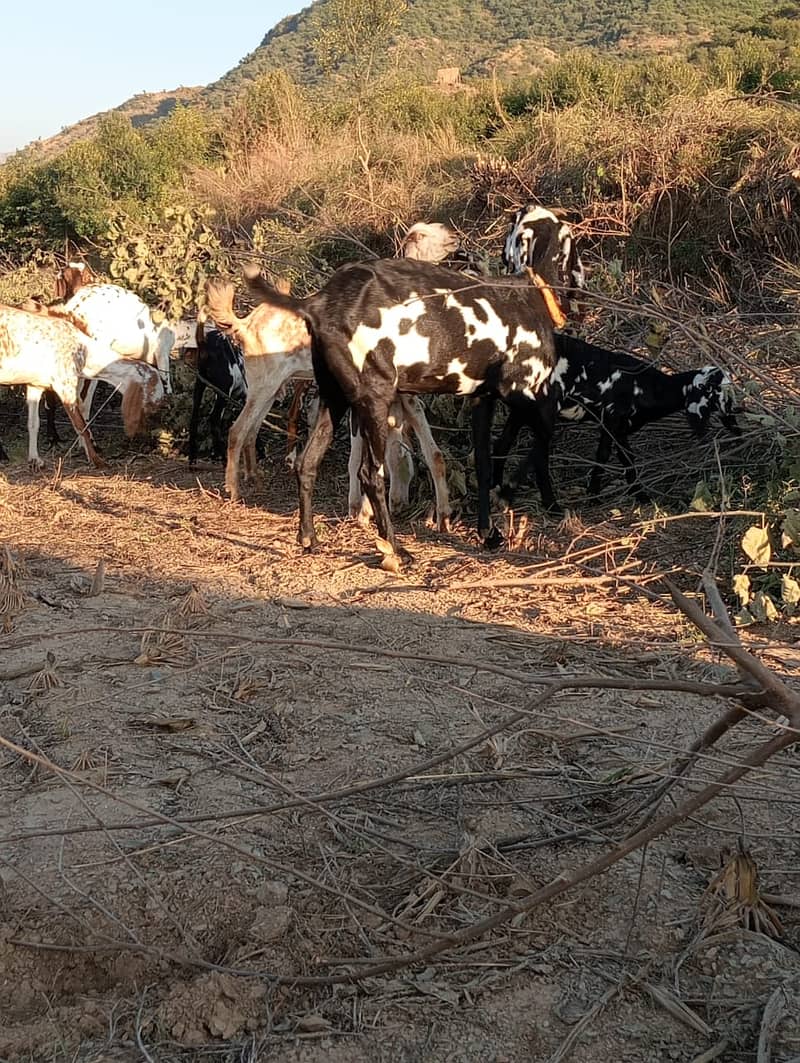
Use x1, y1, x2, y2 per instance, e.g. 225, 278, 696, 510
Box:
782, 510, 800, 551
750, 591, 779, 622
741, 525, 771, 566
690, 481, 715, 512
732, 572, 751, 607
781, 574, 800, 612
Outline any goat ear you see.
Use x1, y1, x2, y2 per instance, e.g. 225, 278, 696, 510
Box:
275, 277, 292, 295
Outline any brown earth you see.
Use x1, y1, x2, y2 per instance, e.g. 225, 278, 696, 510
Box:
1, 409, 799, 1063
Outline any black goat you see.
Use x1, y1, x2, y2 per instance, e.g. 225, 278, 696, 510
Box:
494, 333, 740, 504
187, 320, 247, 465
244, 258, 564, 561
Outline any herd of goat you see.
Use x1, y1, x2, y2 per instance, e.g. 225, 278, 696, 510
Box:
0, 206, 740, 563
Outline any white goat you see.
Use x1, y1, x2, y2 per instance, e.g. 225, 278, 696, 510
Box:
0, 305, 164, 468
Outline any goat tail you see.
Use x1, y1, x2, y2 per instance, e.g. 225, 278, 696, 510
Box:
204, 278, 240, 332
121, 379, 146, 438
243, 270, 306, 316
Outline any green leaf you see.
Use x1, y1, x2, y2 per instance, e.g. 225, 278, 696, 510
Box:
690, 481, 714, 512
741, 525, 771, 565
782, 510, 800, 550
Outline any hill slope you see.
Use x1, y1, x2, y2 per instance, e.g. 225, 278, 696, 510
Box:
9, 0, 778, 158
11, 87, 205, 161
209, 0, 773, 97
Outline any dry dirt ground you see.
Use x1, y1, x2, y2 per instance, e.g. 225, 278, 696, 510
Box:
1, 408, 799, 1063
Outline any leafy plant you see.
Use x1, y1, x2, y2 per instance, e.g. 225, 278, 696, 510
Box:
107, 206, 224, 320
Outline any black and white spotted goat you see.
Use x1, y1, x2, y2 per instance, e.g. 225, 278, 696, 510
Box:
493, 333, 740, 504
244, 258, 566, 563
186, 318, 247, 465
503, 204, 585, 312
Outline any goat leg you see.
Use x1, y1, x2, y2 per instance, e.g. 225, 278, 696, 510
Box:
357, 402, 412, 562
587, 427, 614, 498
492, 407, 525, 491
296, 401, 338, 551
209, 394, 228, 463
472, 395, 503, 548
26, 387, 45, 470
44, 388, 62, 447
63, 403, 107, 468
187, 378, 206, 466
615, 430, 651, 503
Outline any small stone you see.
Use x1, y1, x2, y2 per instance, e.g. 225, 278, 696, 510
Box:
250, 905, 292, 943
254, 879, 289, 906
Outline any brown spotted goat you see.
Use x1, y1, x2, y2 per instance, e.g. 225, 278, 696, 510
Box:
0, 305, 164, 468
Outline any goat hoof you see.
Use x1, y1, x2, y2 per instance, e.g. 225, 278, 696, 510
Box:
633, 491, 652, 504
299, 533, 319, 553
28, 459, 45, 471
436, 515, 452, 533
482, 527, 505, 552
545, 501, 564, 517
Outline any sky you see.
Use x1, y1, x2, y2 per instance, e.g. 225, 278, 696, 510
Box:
0, 0, 300, 154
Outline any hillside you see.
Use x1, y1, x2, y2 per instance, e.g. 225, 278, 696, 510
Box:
208, 0, 773, 98
12, 86, 204, 161
8, 0, 778, 158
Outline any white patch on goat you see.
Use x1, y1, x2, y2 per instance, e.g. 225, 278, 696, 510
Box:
559, 404, 586, 421
633, 384, 643, 397
687, 395, 709, 418
440, 293, 510, 351
598, 371, 622, 394
508, 323, 543, 360
719, 372, 735, 414
691, 367, 717, 388
445, 359, 482, 394
347, 297, 429, 372
542, 356, 569, 398
229, 359, 247, 398
519, 358, 554, 398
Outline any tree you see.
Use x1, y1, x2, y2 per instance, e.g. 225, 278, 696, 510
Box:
312, 0, 408, 102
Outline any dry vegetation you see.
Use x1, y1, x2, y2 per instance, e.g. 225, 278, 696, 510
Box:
1, 294, 800, 1060
2, 20, 800, 1060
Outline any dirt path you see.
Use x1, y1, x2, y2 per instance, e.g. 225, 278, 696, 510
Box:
1, 452, 799, 1062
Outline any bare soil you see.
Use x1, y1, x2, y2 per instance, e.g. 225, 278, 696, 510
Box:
1, 417, 799, 1063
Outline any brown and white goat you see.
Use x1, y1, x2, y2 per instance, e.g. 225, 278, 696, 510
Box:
54, 261, 95, 301
21, 266, 175, 444
0, 305, 164, 468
